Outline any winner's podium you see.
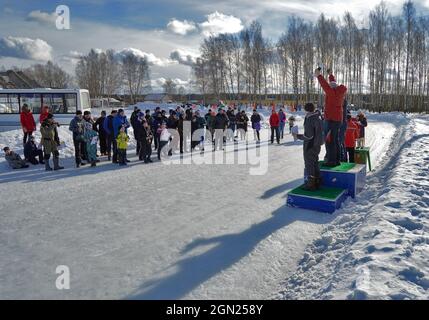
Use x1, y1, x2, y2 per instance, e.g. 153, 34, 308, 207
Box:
287, 162, 367, 214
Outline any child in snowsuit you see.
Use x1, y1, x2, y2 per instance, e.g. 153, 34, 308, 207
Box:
116, 126, 129, 166
288, 116, 296, 134
297, 103, 324, 191
24, 135, 44, 165
84, 121, 99, 167
291, 125, 299, 141
345, 114, 359, 163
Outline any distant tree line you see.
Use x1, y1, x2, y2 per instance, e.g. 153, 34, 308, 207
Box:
192, 1, 429, 112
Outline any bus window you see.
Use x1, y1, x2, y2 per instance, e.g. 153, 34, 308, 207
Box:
20, 93, 42, 113
43, 93, 67, 113
64, 93, 77, 113
0, 94, 20, 113
80, 91, 90, 110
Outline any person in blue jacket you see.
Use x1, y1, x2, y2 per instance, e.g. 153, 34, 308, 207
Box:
113, 109, 130, 138
103, 110, 117, 162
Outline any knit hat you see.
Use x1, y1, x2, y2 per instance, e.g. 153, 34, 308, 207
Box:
3, 146, 10, 152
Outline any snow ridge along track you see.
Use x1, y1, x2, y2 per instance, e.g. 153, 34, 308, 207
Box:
276, 114, 429, 300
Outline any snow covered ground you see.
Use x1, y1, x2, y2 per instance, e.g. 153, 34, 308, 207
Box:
0, 110, 427, 300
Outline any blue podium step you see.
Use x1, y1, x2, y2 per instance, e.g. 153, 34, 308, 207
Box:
319, 163, 366, 198
287, 185, 348, 214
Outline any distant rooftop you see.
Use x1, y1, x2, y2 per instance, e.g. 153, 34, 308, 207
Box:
0, 70, 41, 89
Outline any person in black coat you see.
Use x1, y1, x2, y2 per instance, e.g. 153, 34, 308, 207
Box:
24, 135, 44, 165
138, 119, 153, 163
94, 110, 107, 155
213, 109, 229, 151
103, 110, 118, 162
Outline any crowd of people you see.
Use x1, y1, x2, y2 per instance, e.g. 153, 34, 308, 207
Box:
3, 79, 367, 177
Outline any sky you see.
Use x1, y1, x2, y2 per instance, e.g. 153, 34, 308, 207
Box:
0, 0, 428, 92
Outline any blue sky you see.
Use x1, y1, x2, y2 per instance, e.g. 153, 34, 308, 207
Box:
1, 0, 428, 91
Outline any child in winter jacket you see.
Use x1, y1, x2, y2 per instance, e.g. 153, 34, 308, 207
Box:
288, 116, 296, 134
158, 123, 171, 160
345, 114, 359, 163
297, 103, 324, 191
116, 126, 129, 166
84, 121, 99, 167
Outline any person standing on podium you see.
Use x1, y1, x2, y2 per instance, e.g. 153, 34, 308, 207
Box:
315, 67, 347, 167
297, 103, 324, 191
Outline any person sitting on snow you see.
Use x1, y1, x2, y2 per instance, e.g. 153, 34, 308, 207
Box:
297, 103, 324, 191
24, 135, 44, 165
3, 147, 29, 169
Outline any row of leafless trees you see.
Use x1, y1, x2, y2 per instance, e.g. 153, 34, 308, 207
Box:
192, 1, 429, 112
24, 61, 71, 89
75, 49, 150, 103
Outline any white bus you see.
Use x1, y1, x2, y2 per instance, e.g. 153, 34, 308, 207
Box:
0, 88, 91, 126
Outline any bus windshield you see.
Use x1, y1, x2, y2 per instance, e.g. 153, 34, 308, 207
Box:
80, 91, 90, 110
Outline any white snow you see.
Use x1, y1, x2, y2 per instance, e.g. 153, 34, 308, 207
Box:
0, 109, 427, 300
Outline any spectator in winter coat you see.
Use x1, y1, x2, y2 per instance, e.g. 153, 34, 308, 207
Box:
236, 111, 249, 141
20, 104, 36, 145
116, 126, 129, 166
356, 111, 368, 148
94, 110, 107, 156
158, 123, 171, 160
3, 147, 29, 169
113, 109, 130, 139
39, 105, 60, 147
269, 110, 280, 144
345, 114, 359, 163
316, 68, 347, 167
41, 114, 64, 171
251, 109, 262, 142
213, 109, 229, 151
24, 135, 44, 165
138, 120, 153, 163
297, 103, 324, 191
39, 105, 50, 124
83, 121, 99, 167
130, 107, 141, 154
226, 107, 236, 141
69, 111, 86, 167
278, 108, 287, 139
103, 110, 118, 162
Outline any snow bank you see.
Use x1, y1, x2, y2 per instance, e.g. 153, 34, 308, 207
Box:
276, 114, 429, 300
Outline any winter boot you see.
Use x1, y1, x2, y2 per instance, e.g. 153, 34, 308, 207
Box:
302, 176, 317, 191
315, 176, 323, 190
53, 157, 64, 170
45, 161, 53, 171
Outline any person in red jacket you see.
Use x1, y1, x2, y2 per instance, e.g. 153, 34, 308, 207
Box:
20, 104, 36, 145
345, 114, 359, 163
39, 105, 51, 124
269, 109, 280, 144
316, 68, 347, 167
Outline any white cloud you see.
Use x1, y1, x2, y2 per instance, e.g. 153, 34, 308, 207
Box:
27, 10, 57, 25
199, 11, 244, 37
0, 36, 52, 61
167, 19, 197, 35
150, 77, 191, 93
169, 49, 199, 66
114, 48, 175, 67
